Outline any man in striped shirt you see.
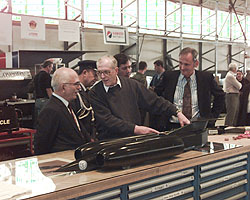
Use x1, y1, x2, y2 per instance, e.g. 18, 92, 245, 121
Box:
155, 47, 225, 130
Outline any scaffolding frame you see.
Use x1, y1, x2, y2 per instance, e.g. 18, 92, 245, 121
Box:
1, 0, 249, 72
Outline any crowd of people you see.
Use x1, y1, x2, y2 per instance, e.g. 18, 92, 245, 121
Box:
33, 47, 250, 155
223, 64, 250, 126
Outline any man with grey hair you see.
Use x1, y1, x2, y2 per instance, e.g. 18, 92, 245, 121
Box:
34, 67, 90, 155
223, 63, 242, 126
89, 55, 190, 140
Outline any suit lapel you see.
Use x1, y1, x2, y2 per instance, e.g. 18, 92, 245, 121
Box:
52, 96, 81, 134
195, 71, 202, 108
170, 71, 180, 102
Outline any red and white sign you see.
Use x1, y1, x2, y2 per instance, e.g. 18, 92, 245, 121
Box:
103, 25, 129, 45
21, 16, 45, 40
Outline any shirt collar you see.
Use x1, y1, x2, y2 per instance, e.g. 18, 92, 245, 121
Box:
80, 82, 87, 92
52, 93, 69, 107
103, 76, 122, 93
180, 70, 196, 81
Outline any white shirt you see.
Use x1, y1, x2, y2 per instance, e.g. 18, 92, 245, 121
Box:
52, 93, 69, 108
103, 76, 122, 93
223, 71, 242, 93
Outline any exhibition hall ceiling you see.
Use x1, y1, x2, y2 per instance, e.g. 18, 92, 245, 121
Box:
169, 0, 250, 15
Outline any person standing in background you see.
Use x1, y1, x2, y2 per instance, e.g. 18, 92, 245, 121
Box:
223, 63, 242, 126
149, 60, 166, 130
34, 59, 53, 125
131, 61, 148, 87
149, 60, 165, 91
131, 61, 148, 124
236, 70, 249, 89
71, 60, 98, 141
114, 53, 132, 78
237, 70, 250, 126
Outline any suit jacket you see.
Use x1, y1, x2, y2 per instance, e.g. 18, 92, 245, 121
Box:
34, 95, 88, 155
155, 70, 225, 120
150, 73, 164, 87
237, 80, 250, 125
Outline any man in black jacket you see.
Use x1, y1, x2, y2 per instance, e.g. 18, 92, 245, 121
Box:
89, 55, 190, 140
155, 47, 225, 130
34, 67, 90, 155
71, 60, 98, 141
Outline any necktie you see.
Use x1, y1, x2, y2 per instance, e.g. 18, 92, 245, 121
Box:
182, 77, 192, 120
68, 104, 81, 131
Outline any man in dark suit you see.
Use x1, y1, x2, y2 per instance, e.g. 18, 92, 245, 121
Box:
149, 60, 165, 91
155, 47, 225, 130
34, 67, 90, 155
71, 60, 98, 141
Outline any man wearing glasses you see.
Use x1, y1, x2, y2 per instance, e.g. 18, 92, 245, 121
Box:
155, 47, 225, 130
34, 67, 90, 155
89, 55, 190, 140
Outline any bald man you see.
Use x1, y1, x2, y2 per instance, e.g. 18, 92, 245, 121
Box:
34, 67, 90, 155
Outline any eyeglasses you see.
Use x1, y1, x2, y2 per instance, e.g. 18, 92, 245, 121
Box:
63, 81, 81, 86
96, 70, 111, 76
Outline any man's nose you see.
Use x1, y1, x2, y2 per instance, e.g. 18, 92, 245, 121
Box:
100, 73, 106, 79
76, 84, 81, 90
179, 63, 184, 69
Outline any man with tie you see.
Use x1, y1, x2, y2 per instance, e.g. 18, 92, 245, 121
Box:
89, 55, 190, 140
34, 67, 90, 155
155, 47, 225, 130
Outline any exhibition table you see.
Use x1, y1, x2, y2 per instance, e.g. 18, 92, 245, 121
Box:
0, 133, 249, 200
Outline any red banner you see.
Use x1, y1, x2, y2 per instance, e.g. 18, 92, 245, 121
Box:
0, 53, 6, 68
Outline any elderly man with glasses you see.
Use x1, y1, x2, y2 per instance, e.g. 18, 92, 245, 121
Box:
89, 55, 190, 140
34, 67, 90, 155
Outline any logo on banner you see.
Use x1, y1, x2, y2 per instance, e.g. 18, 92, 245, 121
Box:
103, 25, 129, 45
107, 31, 112, 38
29, 20, 37, 29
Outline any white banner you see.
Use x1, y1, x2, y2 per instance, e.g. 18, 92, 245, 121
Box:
0, 69, 32, 80
103, 25, 129, 45
0, 13, 12, 45
58, 20, 80, 42
21, 16, 45, 40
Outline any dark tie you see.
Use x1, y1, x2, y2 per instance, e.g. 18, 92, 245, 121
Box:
182, 77, 192, 120
68, 104, 81, 131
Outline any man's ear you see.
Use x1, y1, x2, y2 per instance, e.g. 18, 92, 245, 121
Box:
82, 69, 88, 76
115, 67, 119, 74
194, 60, 199, 68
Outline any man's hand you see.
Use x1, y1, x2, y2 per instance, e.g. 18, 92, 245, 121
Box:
134, 125, 159, 135
177, 112, 190, 127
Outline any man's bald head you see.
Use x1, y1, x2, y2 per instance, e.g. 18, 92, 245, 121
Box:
52, 67, 80, 101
